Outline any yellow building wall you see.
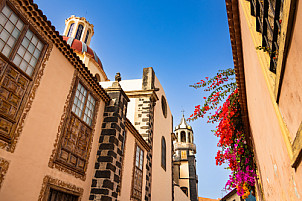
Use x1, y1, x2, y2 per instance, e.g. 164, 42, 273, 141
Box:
278, 0, 302, 140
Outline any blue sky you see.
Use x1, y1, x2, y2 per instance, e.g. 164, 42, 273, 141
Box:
35, 0, 234, 198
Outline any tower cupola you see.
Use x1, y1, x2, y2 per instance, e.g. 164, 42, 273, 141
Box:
63, 15, 94, 46
173, 114, 198, 201
174, 114, 196, 154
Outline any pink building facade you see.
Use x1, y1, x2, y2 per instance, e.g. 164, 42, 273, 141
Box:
0, 0, 176, 200
226, 0, 302, 200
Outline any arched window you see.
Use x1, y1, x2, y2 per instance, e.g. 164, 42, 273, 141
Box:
180, 187, 188, 196
84, 30, 90, 44
181, 131, 186, 142
95, 73, 101, 82
75, 24, 83, 40
67, 23, 74, 37
161, 136, 166, 170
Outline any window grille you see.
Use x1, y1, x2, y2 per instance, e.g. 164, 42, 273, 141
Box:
250, 0, 284, 73
47, 188, 79, 201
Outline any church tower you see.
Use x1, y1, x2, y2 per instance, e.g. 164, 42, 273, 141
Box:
173, 114, 198, 201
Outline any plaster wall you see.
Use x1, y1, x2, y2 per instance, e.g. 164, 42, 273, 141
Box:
118, 129, 147, 201
0, 46, 105, 200
151, 75, 173, 201
87, 57, 107, 81
238, 1, 301, 200
76, 52, 107, 82
126, 98, 137, 123
100, 79, 142, 91
174, 185, 191, 201
278, 0, 302, 140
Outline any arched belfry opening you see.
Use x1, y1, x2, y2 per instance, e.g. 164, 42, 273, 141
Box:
181, 131, 186, 142
63, 15, 94, 46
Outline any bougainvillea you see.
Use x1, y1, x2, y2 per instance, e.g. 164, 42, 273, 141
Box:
189, 68, 256, 199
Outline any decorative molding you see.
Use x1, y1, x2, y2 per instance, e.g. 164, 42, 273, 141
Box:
38, 175, 83, 201
48, 72, 100, 181
125, 89, 159, 102
0, 157, 9, 189
0, 0, 53, 152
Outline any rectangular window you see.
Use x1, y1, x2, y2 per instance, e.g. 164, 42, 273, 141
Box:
71, 82, 95, 126
0, 2, 46, 145
250, 0, 284, 73
132, 145, 144, 201
47, 188, 79, 201
54, 80, 98, 176
181, 150, 187, 160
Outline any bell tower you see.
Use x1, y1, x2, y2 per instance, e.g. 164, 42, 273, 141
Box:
173, 114, 198, 201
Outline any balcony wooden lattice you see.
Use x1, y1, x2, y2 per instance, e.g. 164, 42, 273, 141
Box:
250, 0, 284, 73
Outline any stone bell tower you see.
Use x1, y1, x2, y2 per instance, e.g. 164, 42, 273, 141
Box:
173, 114, 198, 201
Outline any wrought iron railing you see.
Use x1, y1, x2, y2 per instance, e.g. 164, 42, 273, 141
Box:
250, 0, 284, 73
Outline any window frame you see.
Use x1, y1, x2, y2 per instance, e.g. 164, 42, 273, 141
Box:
39, 176, 83, 201
84, 29, 89, 44
71, 80, 96, 127
46, 186, 79, 201
67, 22, 74, 37
51, 76, 99, 178
0, 1, 47, 79
131, 143, 144, 201
75, 24, 83, 40
161, 136, 166, 171
0, 0, 47, 145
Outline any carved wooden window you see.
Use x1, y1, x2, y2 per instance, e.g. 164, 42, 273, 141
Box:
54, 80, 97, 175
131, 145, 144, 201
47, 188, 79, 201
0, 2, 46, 144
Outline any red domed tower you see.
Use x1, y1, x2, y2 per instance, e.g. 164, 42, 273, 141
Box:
62, 15, 108, 82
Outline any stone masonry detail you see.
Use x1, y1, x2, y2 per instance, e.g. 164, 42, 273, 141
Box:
134, 67, 156, 201
135, 97, 155, 201
90, 82, 129, 201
